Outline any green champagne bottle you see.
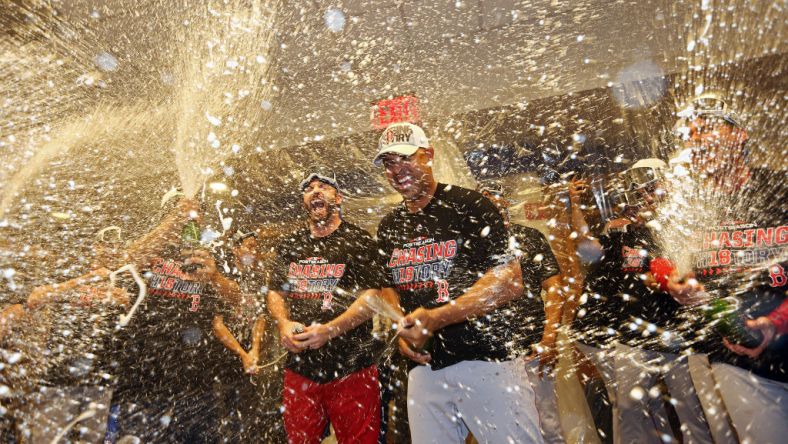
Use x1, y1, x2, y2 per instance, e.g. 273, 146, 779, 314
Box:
702, 297, 762, 348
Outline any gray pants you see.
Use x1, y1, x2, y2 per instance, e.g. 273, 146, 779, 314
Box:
407, 360, 544, 444
524, 359, 564, 444
577, 343, 713, 444
712, 363, 788, 444
20, 385, 112, 444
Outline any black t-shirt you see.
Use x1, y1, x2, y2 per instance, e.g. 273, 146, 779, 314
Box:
498, 224, 560, 353
268, 222, 382, 383
574, 223, 683, 352
686, 168, 787, 381
376, 183, 511, 370
41, 284, 125, 387
113, 246, 233, 403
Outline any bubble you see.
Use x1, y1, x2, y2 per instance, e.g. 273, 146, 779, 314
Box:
629, 386, 645, 401
94, 51, 119, 72
206, 113, 222, 126
160, 415, 171, 427
324, 7, 346, 33
261, 100, 272, 111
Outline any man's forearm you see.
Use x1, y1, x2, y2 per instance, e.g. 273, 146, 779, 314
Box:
212, 315, 247, 358
211, 274, 241, 305
266, 290, 290, 325
541, 274, 564, 343
429, 260, 523, 330
325, 289, 383, 338
251, 316, 266, 356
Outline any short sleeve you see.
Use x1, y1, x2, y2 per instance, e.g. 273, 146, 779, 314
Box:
375, 219, 397, 289
346, 228, 387, 291
266, 239, 291, 293
519, 230, 560, 291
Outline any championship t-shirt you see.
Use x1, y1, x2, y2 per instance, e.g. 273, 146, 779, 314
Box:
268, 222, 383, 383
113, 246, 233, 403
574, 223, 683, 352
376, 183, 511, 370
686, 168, 787, 381
499, 224, 561, 353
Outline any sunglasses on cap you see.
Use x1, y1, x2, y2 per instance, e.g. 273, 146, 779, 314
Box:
232, 228, 257, 245
299, 167, 339, 191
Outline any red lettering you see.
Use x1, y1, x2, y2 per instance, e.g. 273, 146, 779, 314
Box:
150, 258, 165, 274
743, 229, 756, 247
731, 231, 744, 248
388, 249, 399, 268
703, 232, 717, 249
777, 226, 788, 245
756, 228, 774, 247
416, 246, 425, 264
719, 249, 731, 265
709, 251, 719, 266
288, 262, 298, 278
334, 264, 345, 277
445, 240, 457, 259
718, 232, 731, 248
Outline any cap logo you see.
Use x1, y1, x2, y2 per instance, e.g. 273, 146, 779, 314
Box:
385, 125, 413, 145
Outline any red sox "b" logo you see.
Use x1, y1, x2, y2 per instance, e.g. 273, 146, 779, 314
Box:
436, 279, 450, 303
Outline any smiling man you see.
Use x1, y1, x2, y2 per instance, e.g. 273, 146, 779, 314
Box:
374, 122, 543, 444
266, 168, 386, 444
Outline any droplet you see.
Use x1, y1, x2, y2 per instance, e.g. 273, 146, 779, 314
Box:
324, 7, 346, 33
94, 52, 119, 72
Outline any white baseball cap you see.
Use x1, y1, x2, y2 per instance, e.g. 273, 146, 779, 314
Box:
373, 122, 430, 166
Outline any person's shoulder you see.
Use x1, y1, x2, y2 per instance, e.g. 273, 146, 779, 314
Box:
276, 227, 309, 248
509, 224, 547, 241
377, 206, 406, 233
436, 184, 496, 213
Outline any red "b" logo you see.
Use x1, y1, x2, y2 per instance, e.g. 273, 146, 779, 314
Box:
436, 279, 450, 303
769, 264, 787, 287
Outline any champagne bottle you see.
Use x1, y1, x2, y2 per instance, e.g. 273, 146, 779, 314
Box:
702, 297, 762, 348
180, 220, 202, 272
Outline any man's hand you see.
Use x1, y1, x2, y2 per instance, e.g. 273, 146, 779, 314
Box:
398, 308, 436, 349
293, 323, 335, 350
568, 179, 588, 201
525, 340, 558, 377
184, 250, 218, 282
723, 316, 776, 359
278, 320, 307, 353
398, 337, 431, 365
667, 272, 709, 306
241, 350, 260, 375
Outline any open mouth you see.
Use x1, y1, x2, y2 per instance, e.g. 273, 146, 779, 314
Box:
394, 174, 414, 188
309, 199, 327, 211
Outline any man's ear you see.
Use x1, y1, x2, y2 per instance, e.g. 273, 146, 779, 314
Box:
335, 191, 343, 205
424, 146, 435, 160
